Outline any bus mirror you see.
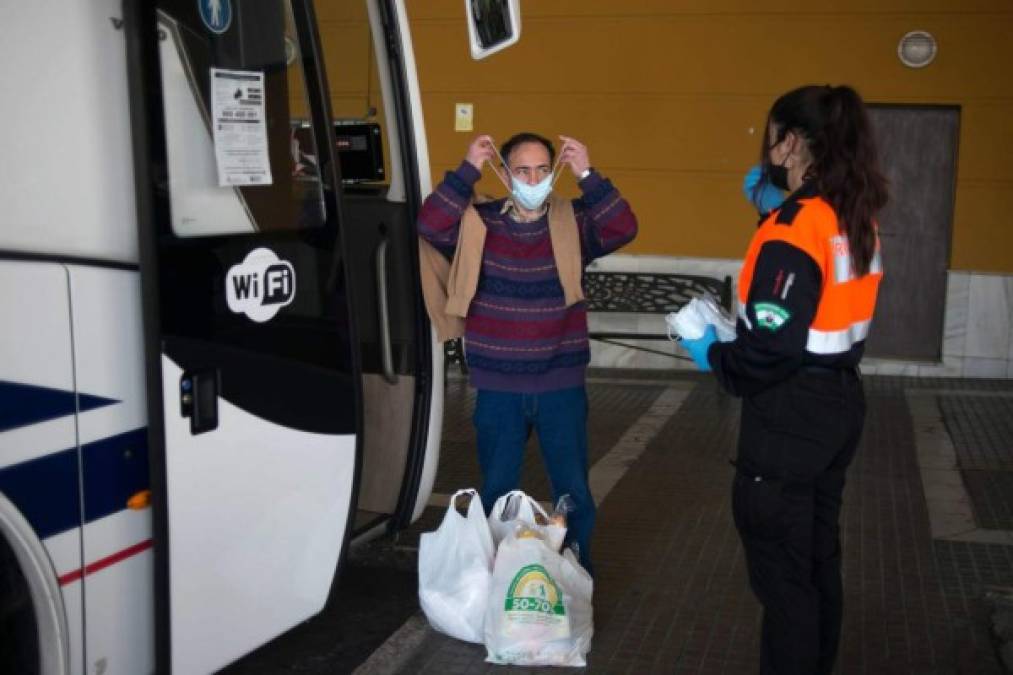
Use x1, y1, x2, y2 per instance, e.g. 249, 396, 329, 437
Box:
465, 0, 521, 60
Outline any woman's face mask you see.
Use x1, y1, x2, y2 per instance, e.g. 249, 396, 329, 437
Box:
767, 162, 790, 192
765, 127, 793, 192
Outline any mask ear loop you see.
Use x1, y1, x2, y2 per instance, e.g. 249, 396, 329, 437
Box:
490, 142, 514, 194
548, 152, 567, 190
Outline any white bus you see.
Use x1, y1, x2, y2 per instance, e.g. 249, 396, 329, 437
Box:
0, 1, 520, 673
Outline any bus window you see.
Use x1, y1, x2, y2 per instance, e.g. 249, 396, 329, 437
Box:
157, 2, 326, 237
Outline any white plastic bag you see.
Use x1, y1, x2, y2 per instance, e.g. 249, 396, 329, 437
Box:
665, 293, 737, 343
484, 526, 594, 666
488, 490, 566, 552
418, 488, 495, 643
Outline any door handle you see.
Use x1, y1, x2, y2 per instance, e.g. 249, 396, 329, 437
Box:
375, 234, 397, 384
180, 368, 220, 435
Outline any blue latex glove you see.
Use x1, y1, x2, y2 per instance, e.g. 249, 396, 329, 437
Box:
743, 165, 785, 215
681, 324, 717, 372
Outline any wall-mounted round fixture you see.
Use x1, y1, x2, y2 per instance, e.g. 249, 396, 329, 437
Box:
898, 30, 937, 68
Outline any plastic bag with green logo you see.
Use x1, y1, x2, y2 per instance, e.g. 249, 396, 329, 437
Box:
484, 524, 594, 666
419, 488, 495, 643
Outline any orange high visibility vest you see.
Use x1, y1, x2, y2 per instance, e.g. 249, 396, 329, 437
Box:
738, 194, 883, 356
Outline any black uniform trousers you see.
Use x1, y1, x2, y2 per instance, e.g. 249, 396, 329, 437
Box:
731, 366, 865, 675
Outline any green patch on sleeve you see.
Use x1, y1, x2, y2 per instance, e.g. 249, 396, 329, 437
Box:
753, 302, 792, 331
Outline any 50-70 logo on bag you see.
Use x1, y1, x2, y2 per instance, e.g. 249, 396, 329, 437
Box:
505, 564, 566, 617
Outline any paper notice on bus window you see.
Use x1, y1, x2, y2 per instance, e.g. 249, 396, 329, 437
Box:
210, 68, 273, 187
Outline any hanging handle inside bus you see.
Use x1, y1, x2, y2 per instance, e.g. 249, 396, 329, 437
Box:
375, 231, 398, 385
180, 368, 220, 435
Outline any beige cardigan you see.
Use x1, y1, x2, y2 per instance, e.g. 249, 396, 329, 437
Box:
419, 194, 585, 342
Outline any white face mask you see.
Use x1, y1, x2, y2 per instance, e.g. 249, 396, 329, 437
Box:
493, 144, 564, 212
510, 173, 553, 210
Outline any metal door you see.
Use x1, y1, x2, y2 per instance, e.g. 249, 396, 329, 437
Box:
866, 106, 959, 360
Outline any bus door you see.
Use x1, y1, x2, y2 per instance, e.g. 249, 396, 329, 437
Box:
334, 0, 437, 537
125, 1, 360, 672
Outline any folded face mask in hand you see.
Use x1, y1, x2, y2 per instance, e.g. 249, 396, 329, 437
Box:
694, 294, 737, 342
665, 294, 736, 343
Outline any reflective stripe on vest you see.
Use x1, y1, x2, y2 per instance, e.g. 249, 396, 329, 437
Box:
806, 319, 871, 355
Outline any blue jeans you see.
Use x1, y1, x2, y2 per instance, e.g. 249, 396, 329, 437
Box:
473, 386, 595, 574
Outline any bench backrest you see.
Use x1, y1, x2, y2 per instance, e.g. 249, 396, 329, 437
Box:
584, 271, 733, 314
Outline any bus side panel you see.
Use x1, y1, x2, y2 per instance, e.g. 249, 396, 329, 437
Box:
0, 260, 83, 674
0, 0, 139, 264
68, 266, 153, 675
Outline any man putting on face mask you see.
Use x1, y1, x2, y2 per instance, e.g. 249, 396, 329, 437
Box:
417, 132, 638, 574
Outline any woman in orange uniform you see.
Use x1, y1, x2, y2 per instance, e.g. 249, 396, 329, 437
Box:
681, 85, 887, 674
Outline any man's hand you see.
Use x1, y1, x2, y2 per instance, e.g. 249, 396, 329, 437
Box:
465, 134, 497, 171
558, 135, 591, 177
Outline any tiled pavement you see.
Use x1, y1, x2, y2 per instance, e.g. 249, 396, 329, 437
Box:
939, 394, 1013, 531
384, 371, 1013, 674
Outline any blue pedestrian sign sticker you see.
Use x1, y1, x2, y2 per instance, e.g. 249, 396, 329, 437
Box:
198, 0, 232, 34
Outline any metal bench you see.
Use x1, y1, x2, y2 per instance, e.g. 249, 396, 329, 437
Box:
443, 270, 734, 372
584, 270, 733, 344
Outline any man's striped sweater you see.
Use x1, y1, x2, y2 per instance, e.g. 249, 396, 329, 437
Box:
417, 161, 638, 393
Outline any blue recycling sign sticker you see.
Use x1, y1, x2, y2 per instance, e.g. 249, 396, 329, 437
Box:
198, 0, 233, 34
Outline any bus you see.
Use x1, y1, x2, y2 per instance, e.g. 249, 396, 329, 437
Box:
0, 1, 520, 673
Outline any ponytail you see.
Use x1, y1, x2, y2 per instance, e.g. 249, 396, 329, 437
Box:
815, 86, 888, 276
764, 85, 888, 276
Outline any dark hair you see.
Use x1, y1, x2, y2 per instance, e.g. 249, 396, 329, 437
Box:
500, 132, 555, 167
759, 85, 888, 276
